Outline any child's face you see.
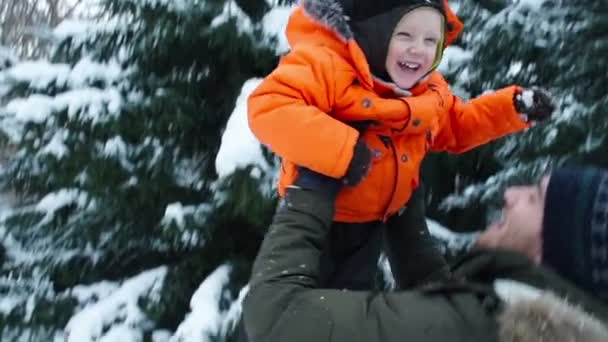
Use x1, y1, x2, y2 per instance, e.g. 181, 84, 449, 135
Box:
385, 7, 443, 89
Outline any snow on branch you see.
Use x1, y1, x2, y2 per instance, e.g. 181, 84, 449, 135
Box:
65, 266, 167, 342
1, 87, 123, 143
1, 57, 126, 91
215, 79, 270, 179
171, 264, 232, 342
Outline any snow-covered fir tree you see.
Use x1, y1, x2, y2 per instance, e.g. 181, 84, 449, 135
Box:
0, 0, 287, 340
1, 0, 607, 340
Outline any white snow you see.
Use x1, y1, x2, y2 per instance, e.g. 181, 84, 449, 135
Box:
162, 203, 191, 229
38, 129, 69, 159
54, 17, 132, 42
427, 218, 480, 252
161, 202, 209, 246
65, 0, 104, 19
506, 61, 523, 78
101, 136, 135, 171
515, 0, 545, 11
130, 0, 194, 13
170, 264, 231, 342
61, 88, 123, 121
1, 58, 123, 91
211, 1, 253, 34
262, 5, 295, 54
519, 88, 535, 108
152, 330, 172, 342
215, 79, 270, 178
161, 203, 211, 228
210, 1, 293, 54
5, 94, 56, 124
99, 324, 143, 342
218, 285, 249, 338
0, 224, 41, 265
438, 46, 473, 74
65, 266, 167, 342
69, 58, 123, 87
103, 136, 128, 158
1, 87, 123, 145
0, 57, 126, 148
70, 281, 120, 306
2, 62, 71, 89
172, 157, 206, 191
54, 20, 95, 39
0, 296, 21, 315
0, 45, 18, 68
36, 189, 90, 225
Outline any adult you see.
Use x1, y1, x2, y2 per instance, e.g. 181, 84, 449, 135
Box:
242, 168, 608, 342
476, 166, 608, 299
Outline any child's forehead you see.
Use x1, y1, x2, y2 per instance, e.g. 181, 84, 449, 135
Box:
394, 7, 444, 30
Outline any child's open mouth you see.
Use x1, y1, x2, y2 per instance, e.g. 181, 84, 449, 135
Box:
398, 61, 421, 71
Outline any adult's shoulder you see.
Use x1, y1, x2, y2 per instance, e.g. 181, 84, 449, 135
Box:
453, 248, 608, 321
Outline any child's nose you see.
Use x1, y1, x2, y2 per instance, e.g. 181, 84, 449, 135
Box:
407, 39, 424, 54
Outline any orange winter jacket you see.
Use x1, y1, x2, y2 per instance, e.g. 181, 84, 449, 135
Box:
248, 0, 529, 222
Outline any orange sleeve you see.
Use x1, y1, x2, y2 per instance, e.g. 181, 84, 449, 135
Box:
429, 73, 529, 154
247, 46, 359, 178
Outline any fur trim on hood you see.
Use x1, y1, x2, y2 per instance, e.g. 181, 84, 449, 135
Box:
300, 0, 354, 41
495, 280, 608, 342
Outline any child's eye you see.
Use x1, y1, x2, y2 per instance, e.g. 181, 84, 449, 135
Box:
396, 32, 412, 38
425, 38, 438, 44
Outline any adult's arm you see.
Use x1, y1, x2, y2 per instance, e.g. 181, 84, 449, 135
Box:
242, 188, 498, 342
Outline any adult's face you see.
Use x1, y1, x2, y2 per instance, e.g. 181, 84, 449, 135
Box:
476, 176, 550, 263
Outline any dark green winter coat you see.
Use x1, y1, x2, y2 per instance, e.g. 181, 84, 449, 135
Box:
243, 188, 608, 342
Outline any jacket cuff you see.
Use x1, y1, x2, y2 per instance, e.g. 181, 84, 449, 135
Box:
330, 126, 359, 178
496, 85, 530, 129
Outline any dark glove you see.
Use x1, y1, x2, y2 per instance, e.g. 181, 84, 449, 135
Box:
294, 167, 341, 199
293, 137, 371, 196
514, 87, 555, 122
342, 138, 372, 187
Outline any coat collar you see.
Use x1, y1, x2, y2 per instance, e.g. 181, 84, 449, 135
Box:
496, 282, 608, 342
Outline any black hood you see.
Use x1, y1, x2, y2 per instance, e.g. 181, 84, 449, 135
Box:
349, 1, 446, 82
301, 0, 448, 83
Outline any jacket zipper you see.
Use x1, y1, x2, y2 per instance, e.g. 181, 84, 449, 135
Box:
382, 137, 400, 222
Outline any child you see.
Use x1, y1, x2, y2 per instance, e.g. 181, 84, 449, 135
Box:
248, 0, 554, 290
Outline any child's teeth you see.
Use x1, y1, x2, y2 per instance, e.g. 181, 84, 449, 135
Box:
398, 61, 420, 69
